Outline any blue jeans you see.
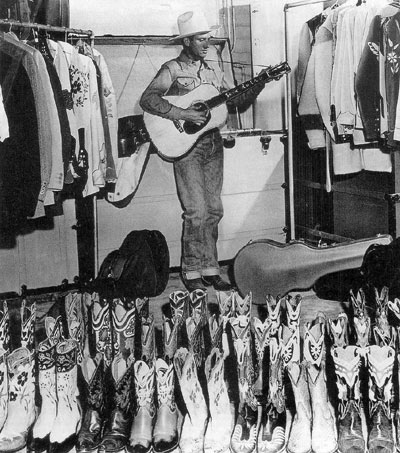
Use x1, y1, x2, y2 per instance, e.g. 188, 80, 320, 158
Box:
173, 129, 224, 280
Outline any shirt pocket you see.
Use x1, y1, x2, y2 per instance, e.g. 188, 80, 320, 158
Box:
174, 76, 198, 92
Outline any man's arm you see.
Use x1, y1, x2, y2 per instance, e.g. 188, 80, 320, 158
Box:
222, 69, 267, 113
140, 66, 208, 126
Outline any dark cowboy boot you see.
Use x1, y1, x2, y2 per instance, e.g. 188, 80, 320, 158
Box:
332, 345, 365, 453
76, 359, 107, 453
366, 344, 396, 453
0, 301, 10, 431
230, 312, 258, 453
99, 355, 134, 453
99, 299, 136, 453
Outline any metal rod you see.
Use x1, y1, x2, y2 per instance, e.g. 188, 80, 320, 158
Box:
221, 128, 286, 136
283, 0, 327, 241
284, 6, 295, 241
284, 0, 327, 11
0, 19, 93, 37
93, 195, 99, 276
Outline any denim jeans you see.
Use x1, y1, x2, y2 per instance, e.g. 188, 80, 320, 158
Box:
173, 129, 224, 280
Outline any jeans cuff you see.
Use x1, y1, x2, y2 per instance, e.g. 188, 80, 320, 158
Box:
184, 270, 202, 280
201, 268, 220, 277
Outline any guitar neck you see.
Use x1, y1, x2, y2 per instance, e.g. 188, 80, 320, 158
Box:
205, 62, 290, 110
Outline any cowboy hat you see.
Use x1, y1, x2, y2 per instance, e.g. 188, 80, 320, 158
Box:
170, 10, 219, 41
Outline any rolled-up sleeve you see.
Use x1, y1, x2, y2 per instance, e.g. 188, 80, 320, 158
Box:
140, 66, 183, 120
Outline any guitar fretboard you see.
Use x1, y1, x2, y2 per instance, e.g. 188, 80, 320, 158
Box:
205, 62, 290, 110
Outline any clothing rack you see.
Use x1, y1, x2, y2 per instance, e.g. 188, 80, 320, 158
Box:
283, 0, 328, 240
0, 19, 94, 46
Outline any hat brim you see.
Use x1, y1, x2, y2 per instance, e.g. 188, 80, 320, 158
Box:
169, 25, 220, 41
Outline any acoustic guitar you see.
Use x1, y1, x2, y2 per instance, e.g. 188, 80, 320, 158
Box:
143, 61, 291, 160
233, 235, 393, 303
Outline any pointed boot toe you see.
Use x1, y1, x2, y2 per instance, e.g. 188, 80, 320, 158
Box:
153, 437, 179, 453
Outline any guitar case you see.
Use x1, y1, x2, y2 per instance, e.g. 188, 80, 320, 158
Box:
233, 235, 392, 303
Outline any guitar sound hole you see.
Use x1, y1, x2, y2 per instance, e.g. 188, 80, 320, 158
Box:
183, 102, 211, 134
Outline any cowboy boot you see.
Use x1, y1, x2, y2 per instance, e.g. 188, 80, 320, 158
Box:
92, 296, 114, 366
33, 338, 57, 439
331, 345, 366, 453
350, 289, 371, 352
285, 294, 302, 331
76, 357, 107, 453
208, 313, 223, 351
100, 354, 134, 453
304, 315, 337, 453
217, 290, 236, 360
0, 300, 10, 352
230, 315, 258, 453
204, 347, 233, 453
162, 315, 178, 365
0, 347, 35, 451
169, 290, 189, 348
65, 291, 88, 363
174, 347, 208, 453
141, 314, 155, 364
234, 291, 252, 317
388, 302, 400, 448
0, 301, 9, 431
112, 299, 136, 362
129, 360, 156, 453
366, 344, 396, 453
373, 287, 394, 347
328, 312, 349, 348
20, 300, 36, 351
266, 295, 282, 337
0, 348, 7, 432
50, 338, 81, 443
252, 316, 271, 399
187, 289, 207, 366
153, 358, 178, 453
258, 337, 286, 453
281, 325, 311, 453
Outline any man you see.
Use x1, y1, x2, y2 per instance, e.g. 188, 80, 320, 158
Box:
140, 10, 267, 292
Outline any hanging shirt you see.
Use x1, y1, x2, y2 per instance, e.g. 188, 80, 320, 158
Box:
0, 83, 9, 142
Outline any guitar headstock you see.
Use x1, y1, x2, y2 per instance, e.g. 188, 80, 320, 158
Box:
263, 61, 291, 82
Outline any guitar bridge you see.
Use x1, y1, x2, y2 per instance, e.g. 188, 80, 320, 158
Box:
173, 120, 184, 133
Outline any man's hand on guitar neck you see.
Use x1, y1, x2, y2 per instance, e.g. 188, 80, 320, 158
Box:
176, 105, 208, 126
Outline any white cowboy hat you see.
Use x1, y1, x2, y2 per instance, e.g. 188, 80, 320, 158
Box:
170, 10, 219, 41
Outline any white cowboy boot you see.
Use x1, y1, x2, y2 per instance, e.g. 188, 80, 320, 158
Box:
20, 300, 36, 351
50, 339, 81, 443
304, 315, 337, 453
174, 347, 208, 453
366, 344, 396, 453
153, 358, 179, 453
204, 347, 233, 453
32, 338, 57, 439
258, 337, 286, 453
0, 347, 35, 451
0, 348, 8, 431
281, 324, 311, 453
332, 345, 366, 453
130, 360, 156, 453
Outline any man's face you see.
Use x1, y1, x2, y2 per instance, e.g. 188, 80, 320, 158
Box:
185, 34, 211, 60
